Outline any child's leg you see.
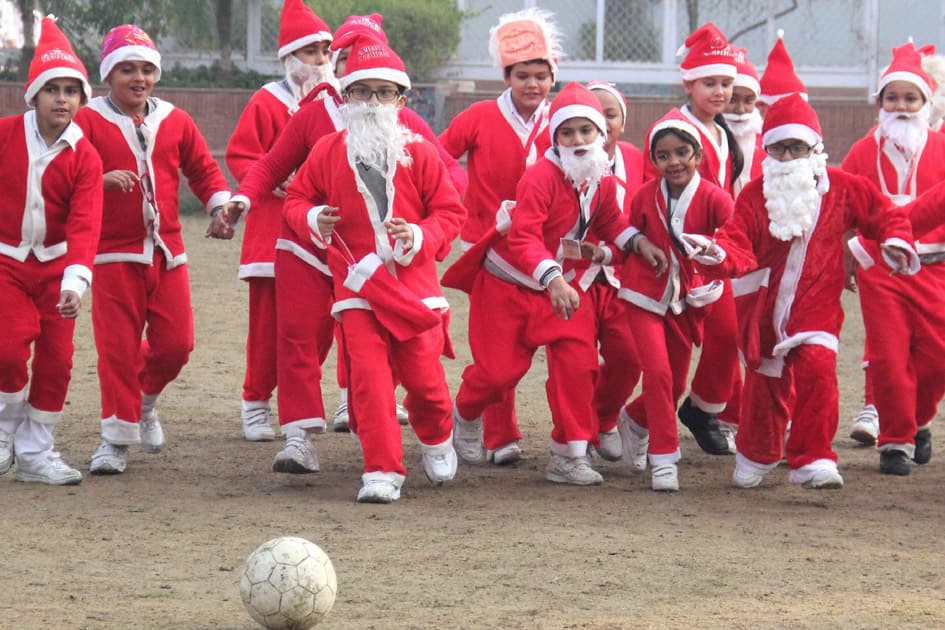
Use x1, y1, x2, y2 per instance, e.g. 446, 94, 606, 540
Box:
689, 282, 741, 416
592, 285, 640, 434
0, 260, 37, 438
736, 362, 794, 467
242, 276, 278, 403
391, 314, 452, 448
905, 269, 945, 438
139, 261, 195, 400
784, 345, 840, 470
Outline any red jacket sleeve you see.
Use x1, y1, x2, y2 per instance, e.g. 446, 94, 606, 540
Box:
908, 179, 945, 238
65, 141, 104, 271
225, 91, 284, 182
409, 142, 468, 264
177, 111, 230, 212
400, 107, 468, 196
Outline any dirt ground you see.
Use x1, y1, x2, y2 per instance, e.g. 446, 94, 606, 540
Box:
2, 214, 945, 629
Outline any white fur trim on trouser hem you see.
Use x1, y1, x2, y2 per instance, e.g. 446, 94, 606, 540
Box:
361, 470, 405, 487
648, 449, 681, 467
281, 417, 327, 436
877, 442, 915, 458
918, 420, 933, 431
27, 405, 62, 425
735, 452, 779, 475
241, 399, 271, 413
13, 419, 54, 465
101, 416, 142, 445
619, 408, 649, 437
0, 385, 28, 409
688, 391, 726, 414
418, 433, 453, 456
787, 458, 838, 485
550, 439, 590, 459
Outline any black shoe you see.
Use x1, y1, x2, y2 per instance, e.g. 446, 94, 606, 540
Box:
677, 397, 730, 455
879, 450, 911, 476
914, 428, 932, 465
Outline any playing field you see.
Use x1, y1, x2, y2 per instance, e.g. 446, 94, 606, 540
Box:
2, 215, 943, 629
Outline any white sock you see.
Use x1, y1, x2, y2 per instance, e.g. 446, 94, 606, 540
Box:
141, 392, 160, 415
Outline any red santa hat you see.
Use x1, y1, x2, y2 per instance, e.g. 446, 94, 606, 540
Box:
647, 108, 702, 152
677, 22, 736, 81
331, 13, 388, 51
549, 82, 607, 141
488, 7, 562, 79
762, 92, 822, 148
277, 0, 332, 59
877, 41, 933, 101
758, 31, 807, 105
24, 15, 91, 106
100, 24, 162, 83
338, 36, 410, 91
731, 45, 760, 96
587, 81, 627, 124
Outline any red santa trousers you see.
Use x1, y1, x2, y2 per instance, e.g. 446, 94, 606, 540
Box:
591, 282, 641, 434
242, 277, 277, 402
858, 262, 945, 452
737, 344, 839, 469
0, 255, 75, 418
93, 255, 194, 434
274, 249, 335, 431
623, 304, 696, 462
689, 280, 742, 423
339, 308, 452, 475
456, 272, 600, 456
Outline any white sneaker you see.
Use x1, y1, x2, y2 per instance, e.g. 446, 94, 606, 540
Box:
16, 452, 82, 485
651, 464, 679, 492
719, 421, 737, 454
544, 453, 603, 486
849, 404, 879, 445
790, 467, 844, 490
732, 465, 764, 489
452, 408, 483, 464
596, 429, 622, 462
241, 403, 275, 442
617, 409, 649, 472
421, 443, 458, 486
139, 409, 164, 454
89, 441, 128, 475
487, 441, 523, 466
271, 435, 320, 474
357, 473, 404, 504
0, 428, 13, 475
331, 402, 350, 433
396, 403, 409, 426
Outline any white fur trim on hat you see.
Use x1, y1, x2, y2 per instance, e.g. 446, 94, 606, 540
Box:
587, 83, 626, 122
649, 119, 702, 150
681, 63, 737, 82
762, 123, 822, 148
550, 104, 606, 139
100, 45, 162, 83
733, 74, 760, 96
757, 91, 809, 106
876, 70, 932, 101
340, 68, 411, 91
278, 31, 333, 60
25, 68, 91, 105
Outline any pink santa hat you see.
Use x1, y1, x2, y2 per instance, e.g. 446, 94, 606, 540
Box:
99, 24, 162, 83
647, 108, 703, 152
877, 40, 934, 101
331, 13, 388, 51
758, 31, 808, 105
277, 0, 332, 59
762, 92, 822, 148
677, 22, 736, 81
488, 7, 563, 79
731, 45, 760, 96
338, 36, 410, 91
587, 81, 627, 124
549, 81, 607, 141
24, 15, 91, 106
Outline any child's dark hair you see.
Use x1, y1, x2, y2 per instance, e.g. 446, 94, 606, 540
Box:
649, 126, 702, 161
504, 58, 553, 79
714, 113, 744, 186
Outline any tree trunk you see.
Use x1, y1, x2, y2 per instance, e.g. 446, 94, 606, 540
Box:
16, 0, 35, 81
215, 0, 233, 73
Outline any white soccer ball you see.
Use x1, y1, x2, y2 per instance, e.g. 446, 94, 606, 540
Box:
240, 536, 337, 629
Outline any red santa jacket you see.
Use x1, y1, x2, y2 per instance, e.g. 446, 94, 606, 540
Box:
734, 134, 765, 198
283, 130, 466, 314
700, 168, 915, 376
74, 97, 230, 268
439, 90, 552, 247
0, 112, 103, 293
842, 127, 945, 264
618, 173, 733, 315
613, 140, 645, 210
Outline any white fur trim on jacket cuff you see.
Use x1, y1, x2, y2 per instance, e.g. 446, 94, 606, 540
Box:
230, 193, 251, 218
533, 259, 562, 287
307, 206, 332, 249
847, 235, 875, 269
393, 223, 423, 266
881, 237, 920, 275
686, 280, 724, 308
206, 191, 231, 214
600, 244, 614, 266
681, 233, 726, 265
61, 264, 92, 298
343, 253, 384, 293
615, 225, 640, 251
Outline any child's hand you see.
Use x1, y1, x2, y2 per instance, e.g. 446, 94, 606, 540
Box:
205, 209, 233, 239
637, 237, 668, 276
317, 207, 341, 238
386, 217, 414, 250
882, 244, 911, 276
548, 276, 580, 319
103, 170, 138, 192
580, 241, 606, 263
57, 290, 81, 319
221, 200, 245, 227
273, 172, 295, 199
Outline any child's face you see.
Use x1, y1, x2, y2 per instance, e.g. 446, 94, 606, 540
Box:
335, 48, 350, 76
726, 86, 757, 116
106, 60, 158, 113
504, 61, 553, 114
592, 89, 624, 154
343, 79, 405, 109
684, 75, 733, 119
879, 80, 925, 114
764, 137, 813, 162
652, 132, 700, 194
33, 77, 83, 133
293, 41, 331, 67
555, 117, 600, 148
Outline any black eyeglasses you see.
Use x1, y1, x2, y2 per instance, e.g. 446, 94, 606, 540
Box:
345, 86, 402, 103
765, 142, 813, 158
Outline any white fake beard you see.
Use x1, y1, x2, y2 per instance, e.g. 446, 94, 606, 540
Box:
723, 110, 763, 143
762, 151, 829, 241
557, 137, 611, 188
284, 54, 339, 102
878, 105, 930, 155
342, 102, 420, 171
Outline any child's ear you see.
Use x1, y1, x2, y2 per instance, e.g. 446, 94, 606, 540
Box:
693, 148, 703, 165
